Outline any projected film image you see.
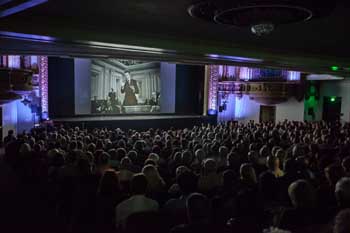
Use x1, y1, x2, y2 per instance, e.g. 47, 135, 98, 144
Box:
91, 59, 161, 114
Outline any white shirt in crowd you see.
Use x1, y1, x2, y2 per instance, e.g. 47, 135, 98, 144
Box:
115, 194, 159, 229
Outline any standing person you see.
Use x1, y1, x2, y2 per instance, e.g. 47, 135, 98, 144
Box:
108, 88, 121, 113
121, 71, 139, 106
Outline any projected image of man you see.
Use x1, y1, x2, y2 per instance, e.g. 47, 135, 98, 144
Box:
121, 71, 139, 106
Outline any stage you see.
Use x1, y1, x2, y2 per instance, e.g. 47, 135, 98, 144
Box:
53, 114, 217, 130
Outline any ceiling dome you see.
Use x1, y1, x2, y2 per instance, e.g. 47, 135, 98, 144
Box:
188, 0, 336, 36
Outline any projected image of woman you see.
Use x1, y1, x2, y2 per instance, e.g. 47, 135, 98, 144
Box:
121, 71, 139, 106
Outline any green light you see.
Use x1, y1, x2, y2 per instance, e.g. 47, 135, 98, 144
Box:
331, 66, 339, 71
330, 96, 336, 102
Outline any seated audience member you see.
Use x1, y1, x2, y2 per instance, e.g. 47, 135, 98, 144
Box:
148, 153, 160, 165
71, 156, 99, 233
278, 159, 303, 205
115, 174, 159, 229
318, 163, 344, 208
228, 163, 262, 232
217, 152, 240, 174
239, 163, 258, 188
126, 150, 141, 173
342, 156, 350, 177
168, 166, 191, 196
108, 149, 119, 170
334, 209, 350, 233
198, 159, 222, 196
335, 177, 350, 211
181, 150, 194, 168
96, 170, 125, 233
247, 150, 267, 176
259, 156, 279, 206
170, 193, 217, 233
269, 155, 284, 178
278, 180, 317, 231
212, 170, 238, 225
191, 149, 206, 173
217, 146, 229, 168
163, 171, 198, 227
142, 164, 166, 202
118, 157, 134, 193
95, 151, 111, 175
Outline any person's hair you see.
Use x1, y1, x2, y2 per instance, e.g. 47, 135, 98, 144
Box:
259, 145, 269, 157
120, 156, 132, 169
33, 143, 42, 153
292, 145, 305, 158
223, 169, 237, 189
176, 165, 190, 178
203, 159, 217, 174
195, 149, 205, 162
182, 150, 193, 166
127, 150, 138, 163
266, 155, 279, 171
247, 151, 258, 163
334, 209, 350, 233
98, 170, 120, 196
124, 70, 130, 75
131, 174, 148, 195
108, 149, 118, 160
325, 163, 344, 187
342, 157, 350, 173
142, 165, 165, 191
186, 193, 211, 223
144, 159, 156, 166
51, 150, 65, 167
87, 143, 96, 153
96, 152, 110, 167
288, 179, 315, 209
240, 163, 257, 184
336, 177, 350, 208
148, 153, 160, 164
177, 170, 197, 195
284, 158, 297, 174
76, 157, 91, 176
173, 151, 182, 163
69, 141, 77, 151
219, 146, 229, 158
19, 143, 31, 155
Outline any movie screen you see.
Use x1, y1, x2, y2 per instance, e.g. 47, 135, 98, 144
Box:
90, 59, 160, 114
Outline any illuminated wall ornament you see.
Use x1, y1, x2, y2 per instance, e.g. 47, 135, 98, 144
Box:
39, 56, 48, 117
207, 65, 220, 114
209, 65, 301, 120
8, 55, 21, 68
239, 67, 253, 81
287, 71, 301, 81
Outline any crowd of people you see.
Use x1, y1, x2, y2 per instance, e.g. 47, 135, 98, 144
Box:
1, 120, 350, 233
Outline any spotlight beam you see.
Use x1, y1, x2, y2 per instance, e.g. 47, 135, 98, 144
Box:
0, 0, 48, 18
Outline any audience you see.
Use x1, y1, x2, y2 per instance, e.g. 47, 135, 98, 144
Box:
1, 120, 350, 233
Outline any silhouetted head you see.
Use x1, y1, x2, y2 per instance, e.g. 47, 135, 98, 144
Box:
186, 193, 211, 224
131, 174, 148, 195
